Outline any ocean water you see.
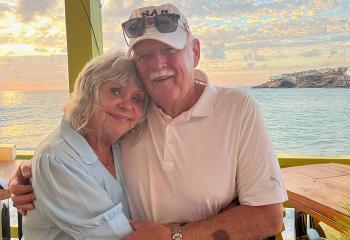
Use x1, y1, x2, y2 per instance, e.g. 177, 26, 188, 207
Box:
0, 88, 349, 155
243, 87, 350, 156
0, 91, 68, 151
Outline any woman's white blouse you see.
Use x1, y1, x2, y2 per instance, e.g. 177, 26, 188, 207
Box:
23, 119, 133, 240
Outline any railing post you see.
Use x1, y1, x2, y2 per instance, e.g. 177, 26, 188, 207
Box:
1, 184, 10, 239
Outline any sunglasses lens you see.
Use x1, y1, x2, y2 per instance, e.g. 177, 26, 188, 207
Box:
155, 14, 179, 33
123, 18, 145, 38
122, 14, 181, 39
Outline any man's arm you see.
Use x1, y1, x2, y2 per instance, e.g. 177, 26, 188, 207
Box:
182, 203, 284, 240
8, 160, 35, 215
125, 203, 284, 240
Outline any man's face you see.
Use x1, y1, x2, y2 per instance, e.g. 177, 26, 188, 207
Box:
132, 39, 200, 110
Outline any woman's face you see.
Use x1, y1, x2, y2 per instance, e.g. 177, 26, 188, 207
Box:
89, 81, 145, 141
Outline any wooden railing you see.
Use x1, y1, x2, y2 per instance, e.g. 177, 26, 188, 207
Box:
278, 155, 350, 168
14, 153, 350, 167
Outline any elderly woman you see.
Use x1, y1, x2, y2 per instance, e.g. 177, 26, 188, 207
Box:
22, 52, 151, 240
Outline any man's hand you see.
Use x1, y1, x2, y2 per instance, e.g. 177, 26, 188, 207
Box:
124, 221, 171, 240
8, 160, 35, 215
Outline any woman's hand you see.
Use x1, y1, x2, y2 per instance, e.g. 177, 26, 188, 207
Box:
124, 221, 171, 240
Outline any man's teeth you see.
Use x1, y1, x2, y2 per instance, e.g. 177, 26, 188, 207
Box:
154, 76, 170, 82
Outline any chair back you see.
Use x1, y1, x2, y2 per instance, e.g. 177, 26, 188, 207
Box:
0, 187, 22, 240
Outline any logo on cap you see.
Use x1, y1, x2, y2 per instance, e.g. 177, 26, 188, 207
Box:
141, 9, 169, 18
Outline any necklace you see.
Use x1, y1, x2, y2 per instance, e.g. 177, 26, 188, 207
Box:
103, 160, 116, 178
103, 160, 114, 171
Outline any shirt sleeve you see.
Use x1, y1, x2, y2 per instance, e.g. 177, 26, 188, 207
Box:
30, 151, 132, 240
236, 95, 288, 206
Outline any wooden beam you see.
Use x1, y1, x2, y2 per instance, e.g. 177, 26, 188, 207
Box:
278, 156, 350, 168
64, 0, 103, 93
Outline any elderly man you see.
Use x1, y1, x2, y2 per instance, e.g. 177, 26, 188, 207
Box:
10, 3, 287, 240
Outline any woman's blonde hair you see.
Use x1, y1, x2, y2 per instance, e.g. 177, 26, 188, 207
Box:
63, 51, 152, 141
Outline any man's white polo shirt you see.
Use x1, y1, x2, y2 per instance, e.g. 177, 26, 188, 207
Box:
120, 71, 287, 224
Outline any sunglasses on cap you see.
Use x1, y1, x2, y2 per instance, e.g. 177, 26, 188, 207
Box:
122, 13, 183, 39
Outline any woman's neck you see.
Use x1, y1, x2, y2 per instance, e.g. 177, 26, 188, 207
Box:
84, 131, 117, 178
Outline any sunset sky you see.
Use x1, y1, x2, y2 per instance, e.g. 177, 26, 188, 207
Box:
0, 0, 349, 91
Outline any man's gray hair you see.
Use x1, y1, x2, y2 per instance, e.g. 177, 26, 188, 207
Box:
63, 51, 152, 141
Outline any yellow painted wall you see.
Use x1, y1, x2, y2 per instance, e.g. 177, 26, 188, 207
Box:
65, 0, 103, 93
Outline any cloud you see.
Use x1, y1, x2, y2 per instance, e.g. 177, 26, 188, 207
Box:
185, 0, 350, 53
0, 34, 13, 45
204, 42, 226, 60
16, 0, 58, 22
301, 49, 322, 57
225, 33, 350, 51
35, 47, 48, 53
0, 3, 11, 12
245, 62, 256, 70
243, 51, 267, 62
102, 0, 138, 19
0, 1, 66, 56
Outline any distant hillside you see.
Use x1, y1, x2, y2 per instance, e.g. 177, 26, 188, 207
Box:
253, 66, 350, 88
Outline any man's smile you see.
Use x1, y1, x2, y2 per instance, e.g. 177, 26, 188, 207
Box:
152, 75, 174, 83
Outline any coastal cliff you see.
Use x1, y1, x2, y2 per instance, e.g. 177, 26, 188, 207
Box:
253, 66, 350, 88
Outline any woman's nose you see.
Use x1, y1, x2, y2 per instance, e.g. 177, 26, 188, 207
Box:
117, 98, 132, 111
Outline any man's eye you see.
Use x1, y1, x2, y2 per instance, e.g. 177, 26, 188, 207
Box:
111, 87, 121, 96
165, 48, 176, 54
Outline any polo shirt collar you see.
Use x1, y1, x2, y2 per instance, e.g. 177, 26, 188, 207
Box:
190, 83, 217, 117
60, 118, 98, 164
190, 69, 217, 117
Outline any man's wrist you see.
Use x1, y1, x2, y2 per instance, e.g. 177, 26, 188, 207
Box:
171, 225, 183, 240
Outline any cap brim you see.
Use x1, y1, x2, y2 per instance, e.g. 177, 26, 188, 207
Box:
127, 27, 187, 56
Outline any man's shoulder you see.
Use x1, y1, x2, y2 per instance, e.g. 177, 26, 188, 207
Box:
213, 85, 252, 105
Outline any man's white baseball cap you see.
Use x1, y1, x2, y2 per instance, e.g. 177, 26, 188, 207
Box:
124, 3, 192, 56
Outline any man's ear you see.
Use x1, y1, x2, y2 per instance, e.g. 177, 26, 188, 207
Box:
192, 38, 200, 68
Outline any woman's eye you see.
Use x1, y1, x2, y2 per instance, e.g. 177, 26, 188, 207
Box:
111, 87, 121, 96
137, 54, 149, 61
132, 95, 145, 104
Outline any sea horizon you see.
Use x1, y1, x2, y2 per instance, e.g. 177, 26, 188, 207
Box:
1, 88, 350, 156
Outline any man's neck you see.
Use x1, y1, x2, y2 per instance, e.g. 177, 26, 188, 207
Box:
158, 81, 206, 118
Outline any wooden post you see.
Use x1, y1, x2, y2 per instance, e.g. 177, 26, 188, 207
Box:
64, 0, 103, 93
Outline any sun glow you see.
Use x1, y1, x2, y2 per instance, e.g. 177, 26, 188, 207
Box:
0, 44, 35, 56
0, 91, 25, 107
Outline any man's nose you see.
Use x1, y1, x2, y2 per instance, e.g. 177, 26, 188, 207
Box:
152, 52, 167, 70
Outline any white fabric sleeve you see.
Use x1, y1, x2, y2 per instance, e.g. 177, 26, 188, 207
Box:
236, 95, 288, 206
31, 152, 132, 240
